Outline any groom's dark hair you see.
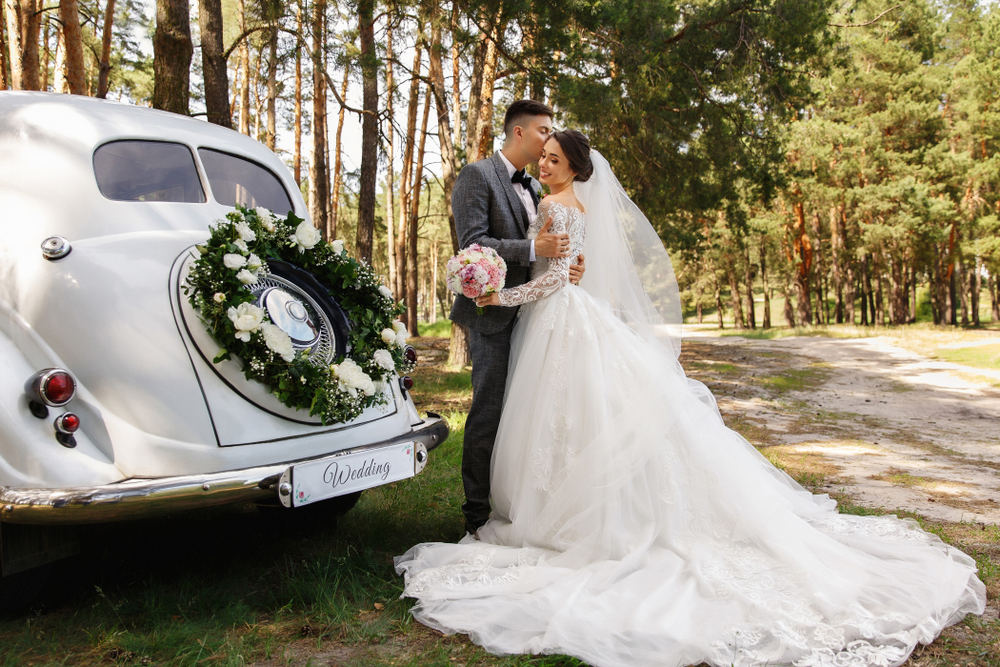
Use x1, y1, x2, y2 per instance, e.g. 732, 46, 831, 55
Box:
503, 99, 554, 138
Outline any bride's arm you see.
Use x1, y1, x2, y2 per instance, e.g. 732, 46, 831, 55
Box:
495, 205, 572, 307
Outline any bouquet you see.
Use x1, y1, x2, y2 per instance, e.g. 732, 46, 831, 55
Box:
446, 244, 507, 314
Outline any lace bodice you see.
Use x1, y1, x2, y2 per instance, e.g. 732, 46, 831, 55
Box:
497, 201, 586, 307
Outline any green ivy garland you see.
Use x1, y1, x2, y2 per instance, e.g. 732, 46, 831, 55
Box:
184, 205, 413, 425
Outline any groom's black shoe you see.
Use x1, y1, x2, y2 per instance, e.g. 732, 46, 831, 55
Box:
464, 520, 483, 541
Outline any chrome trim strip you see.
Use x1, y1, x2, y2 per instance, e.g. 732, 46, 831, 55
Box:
0, 415, 448, 525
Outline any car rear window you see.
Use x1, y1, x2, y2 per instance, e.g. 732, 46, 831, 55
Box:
198, 148, 293, 214
93, 140, 206, 203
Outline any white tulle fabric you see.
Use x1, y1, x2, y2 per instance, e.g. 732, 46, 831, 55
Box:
395, 202, 985, 667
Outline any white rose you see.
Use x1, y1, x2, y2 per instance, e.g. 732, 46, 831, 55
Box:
213, 292, 225, 303
379, 285, 393, 300
373, 349, 395, 371
255, 207, 276, 232
331, 239, 345, 255
334, 358, 376, 396
381, 328, 396, 345
235, 220, 256, 242
260, 322, 296, 362
466, 251, 483, 263
392, 320, 408, 347
227, 302, 264, 342
236, 268, 258, 285
234, 238, 249, 254
223, 253, 247, 270
473, 265, 489, 284
289, 220, 322, 253
247, 253, 263, 272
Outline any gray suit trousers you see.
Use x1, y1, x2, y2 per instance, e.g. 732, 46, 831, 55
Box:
462, 317, 516, 528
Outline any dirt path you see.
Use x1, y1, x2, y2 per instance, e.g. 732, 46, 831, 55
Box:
681, 329, 1000, 525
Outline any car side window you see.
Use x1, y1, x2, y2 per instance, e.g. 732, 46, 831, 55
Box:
93, 140, 206, 203
198, 148, 293, 214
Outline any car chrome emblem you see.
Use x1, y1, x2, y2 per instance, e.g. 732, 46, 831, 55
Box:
250, 275, 335, 365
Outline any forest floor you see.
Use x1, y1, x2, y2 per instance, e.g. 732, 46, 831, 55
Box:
1, 327, 998, 666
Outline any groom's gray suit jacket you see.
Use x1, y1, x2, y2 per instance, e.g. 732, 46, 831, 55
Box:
450, 151, 541, 334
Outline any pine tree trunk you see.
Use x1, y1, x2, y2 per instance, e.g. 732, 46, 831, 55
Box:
450, 5, 461, 153
330, 67, 348, 238
237, 0, 250, 133
53, 22, 66, 92
727, 267, 745, 329
465, 34, 485, 161
251, 50, 262, 139
406, 84, 432, 335
792, 199, 813, 325
760, 237, 771, 329
20, 0, 39, 90
0, 0, 7, 90
874, 255, 884, 326
309, 0, 328, 237
958, 259, 970, 325
972, 257, 981, 326
198, 0, 230, 126
448, 322, 470, 366
831, 205, 844, 323
39, 15, 50, 90
355, 0, 378, 263
4, 0, 22, 89
265, 26, 277, 149
744, 246, 755, 329
397, 33, 423, 300
782, 281, 796, 327
293, 1, 303, 184
96, 0, 116, 97
714, 278, 725, 329
844, 261, 855, 325
61, 0, 87, 96
990, 274, 999, 322
474, 12, 503, 162
428, 10, 459, 253
385, 24, 397, 296
430, 240, 438, 323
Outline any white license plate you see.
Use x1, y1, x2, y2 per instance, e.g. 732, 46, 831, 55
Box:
278, 442, 418, 508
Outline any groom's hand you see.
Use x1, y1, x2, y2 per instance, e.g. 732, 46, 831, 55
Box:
535, 219, 571, 258
569, 253, 586, 285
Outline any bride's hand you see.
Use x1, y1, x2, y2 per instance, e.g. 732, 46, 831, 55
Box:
535, 219, 571, 258
569, 253, 586, 285
475, 292, 501, 307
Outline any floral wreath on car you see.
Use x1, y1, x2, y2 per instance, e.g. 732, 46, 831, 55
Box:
185, 204, 413, 425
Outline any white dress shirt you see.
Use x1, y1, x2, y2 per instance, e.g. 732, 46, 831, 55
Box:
498, 151, 538, 262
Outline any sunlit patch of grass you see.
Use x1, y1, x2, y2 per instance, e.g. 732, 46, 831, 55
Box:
757, 363, 832, 393
934, 343, 1000, 372
417, 318, 453, 338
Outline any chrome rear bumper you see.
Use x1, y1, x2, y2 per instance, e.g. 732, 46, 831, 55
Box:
0, 413, 448, 525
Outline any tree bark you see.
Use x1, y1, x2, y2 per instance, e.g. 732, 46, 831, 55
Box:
782, 281, 796, 327
198, 0, 230, 126
19, 0, 39, 90
727, 267, 745, 329
448, 322, 471, 366
760, 237, 771, 328
293, 0, 303, 183
0, 0, 7, 90
237, 0, 249, 134
972, 257, 981, 326
265, 25, 277, 149
330, 66, 348, 238
428, 8, 459, 253
450, 4, 461, 154
714, 277, 725, 329
152, 0, 191, 112
830, 205, 844, 323
385, 23, 397, 297
309, 0, 328, 238
744, 246, 755, 329
97, 0, 116, 97
355, 0, 378, 263
60, 0, 86, 95
3, 0, 22, 89
990, 273, 999, 322
474, 11, 503, 161
791, 199, 813, 325
406, 84, 432, 335
396, 31, 423, 300
465, 33, 485, 161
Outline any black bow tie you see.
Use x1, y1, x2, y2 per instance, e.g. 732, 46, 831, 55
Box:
511, 169, 531, 186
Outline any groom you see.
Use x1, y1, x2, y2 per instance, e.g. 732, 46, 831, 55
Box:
450, 99, 584, 536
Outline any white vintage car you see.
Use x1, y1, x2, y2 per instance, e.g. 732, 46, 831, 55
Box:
0, 92, 446, 608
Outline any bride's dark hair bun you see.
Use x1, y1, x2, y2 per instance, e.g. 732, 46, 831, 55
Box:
551, 130, 593, 182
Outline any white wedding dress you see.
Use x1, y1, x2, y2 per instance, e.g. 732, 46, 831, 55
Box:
396, 196, 985, 667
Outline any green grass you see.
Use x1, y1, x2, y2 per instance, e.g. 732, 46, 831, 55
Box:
417, 318, 452, 338
934, 343, 1000, 372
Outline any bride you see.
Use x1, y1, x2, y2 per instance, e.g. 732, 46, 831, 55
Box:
395, 130, 986, 667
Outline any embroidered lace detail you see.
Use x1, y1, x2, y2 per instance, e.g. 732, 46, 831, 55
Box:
498, 201, 585, 307
403, 546, 544, 596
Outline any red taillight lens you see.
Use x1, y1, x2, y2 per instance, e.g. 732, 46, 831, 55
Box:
55, 412, 80, 434
25, 368, 77, 407
45, 372, 75, 405
401, 376, 414, 391
404, 346, 417, 364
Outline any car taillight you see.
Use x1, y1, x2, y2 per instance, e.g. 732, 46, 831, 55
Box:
25, 368, 77, 407
404, 345, 417, 364
401, 376, 414, 392
54, 412, 80, 434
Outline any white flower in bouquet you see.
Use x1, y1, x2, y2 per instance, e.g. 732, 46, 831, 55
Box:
260, 322, 296, 362
330, 239, 345, 255
290, 220, 322, 253
236, 268, 258, 285
381, 328, 396, 345
379, 285, 394, 301
473, 265, 489, 284
233, 238, 249, 254
247, 253, 263, 272
255, 207, 276, 232
333, 358, 375, 396
373, 348, 395, 371
213, 292, 225, 303
235, 220, 257, 242
228, 302, 264, 341
392, 319, 408, 347
223, 253, 247, 270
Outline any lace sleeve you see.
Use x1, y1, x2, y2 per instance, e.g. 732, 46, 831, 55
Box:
498, 204, 571, 307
